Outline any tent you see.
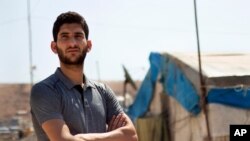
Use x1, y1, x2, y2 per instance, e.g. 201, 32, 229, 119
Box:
128, 52, 250, 141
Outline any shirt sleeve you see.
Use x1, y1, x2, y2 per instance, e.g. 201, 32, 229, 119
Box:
103, 84, 123, 123
30, 82, 63, 125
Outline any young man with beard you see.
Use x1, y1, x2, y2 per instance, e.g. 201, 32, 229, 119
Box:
30, 11, 138, 141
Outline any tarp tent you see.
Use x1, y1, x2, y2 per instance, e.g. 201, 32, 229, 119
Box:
128, 52, 250, 141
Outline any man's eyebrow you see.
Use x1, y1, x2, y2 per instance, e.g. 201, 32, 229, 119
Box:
59, 32, 85, 36
75, 32, 85, 35
59, 32, 69, 36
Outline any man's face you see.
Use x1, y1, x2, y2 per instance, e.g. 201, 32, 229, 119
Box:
55, 23, 90, 65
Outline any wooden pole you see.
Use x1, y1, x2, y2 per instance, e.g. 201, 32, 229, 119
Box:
194, 0, 211, 140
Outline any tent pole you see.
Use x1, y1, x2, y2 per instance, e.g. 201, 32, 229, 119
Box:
194, 0, 211, 141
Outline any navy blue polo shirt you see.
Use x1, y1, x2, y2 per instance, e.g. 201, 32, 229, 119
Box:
30, 68, 123, 141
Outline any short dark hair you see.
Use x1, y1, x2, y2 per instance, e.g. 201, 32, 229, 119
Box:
52, 11, 89, 41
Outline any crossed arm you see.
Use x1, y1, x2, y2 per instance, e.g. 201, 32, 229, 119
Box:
42, 113, 138, 141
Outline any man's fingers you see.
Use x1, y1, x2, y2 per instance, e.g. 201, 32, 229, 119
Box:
116, 114, 126, 127
111, 113, 122, 130
108, 115, 116, 131
108, 113, 128, 131
122, 121, 126, 126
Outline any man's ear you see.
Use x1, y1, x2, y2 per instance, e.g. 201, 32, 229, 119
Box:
51, 41, 58, 54
87, 40, 92, 52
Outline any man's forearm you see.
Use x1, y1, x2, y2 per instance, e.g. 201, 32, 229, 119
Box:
75, 126, 137, 141
42, 114, 137, 141
76, 113, 138, 141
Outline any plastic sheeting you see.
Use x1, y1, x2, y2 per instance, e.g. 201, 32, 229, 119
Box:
135, 116, 169, 141
127, 52, 201, 120
127, 52, 250, 121
207, 86, 250, 109
162, 58, 201, 115
127, 53, 163, 121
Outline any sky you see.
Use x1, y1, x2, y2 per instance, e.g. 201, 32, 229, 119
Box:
0, 0, 250, 83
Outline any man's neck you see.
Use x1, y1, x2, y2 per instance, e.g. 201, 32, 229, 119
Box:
60, 63, 84, 85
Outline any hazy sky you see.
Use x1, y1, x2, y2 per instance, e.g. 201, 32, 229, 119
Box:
1, 0, 250, 83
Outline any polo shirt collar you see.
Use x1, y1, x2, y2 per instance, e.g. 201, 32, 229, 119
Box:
85, 78, 95, 89
55, 68, 95, 90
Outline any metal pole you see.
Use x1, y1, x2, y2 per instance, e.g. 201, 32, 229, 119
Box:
27, 0, 33, 85
193, 0, 211, 141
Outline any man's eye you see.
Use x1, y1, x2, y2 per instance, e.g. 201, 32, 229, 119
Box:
60, 36, 69, 41
75, 36, 84, 41
76, 35, 84, 39
62, 36, 68, 39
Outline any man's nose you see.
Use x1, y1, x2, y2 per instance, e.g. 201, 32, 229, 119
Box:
67, 38, 77, 47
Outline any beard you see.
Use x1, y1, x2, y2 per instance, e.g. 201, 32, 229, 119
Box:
56, 45, 87, 65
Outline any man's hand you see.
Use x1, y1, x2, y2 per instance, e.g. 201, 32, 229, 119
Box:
107, 113, 127, 131
42, 113, 137, 141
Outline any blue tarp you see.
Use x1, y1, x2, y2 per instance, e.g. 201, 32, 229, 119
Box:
207, 87, 250, 109
127, 53, 163, 121
162, 58, 201, 115
127, 52, 250, 121
127, 52, 201, 121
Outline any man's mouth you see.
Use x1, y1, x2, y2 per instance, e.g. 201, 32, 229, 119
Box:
66, 48, 80, 53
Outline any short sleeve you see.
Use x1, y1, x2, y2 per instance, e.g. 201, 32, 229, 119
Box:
103, 84, 123, 123
30, 83, 63, 125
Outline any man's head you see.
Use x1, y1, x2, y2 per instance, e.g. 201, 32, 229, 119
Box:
53, 11, 89, 42
51, 11, 92, 66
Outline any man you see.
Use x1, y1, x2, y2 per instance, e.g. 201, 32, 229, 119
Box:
30, 11, 138, 141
